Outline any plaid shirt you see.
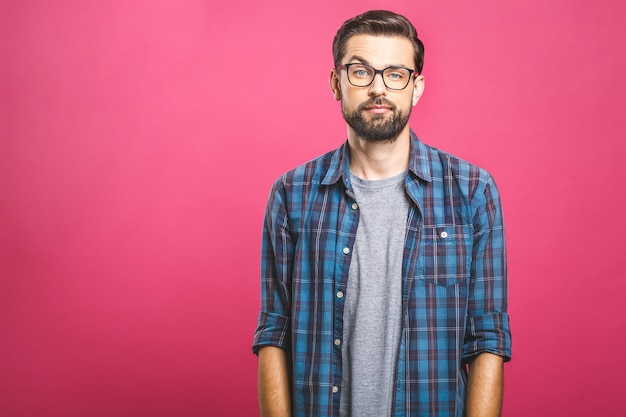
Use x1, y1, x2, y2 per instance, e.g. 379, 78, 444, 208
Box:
253, 130, 511, 417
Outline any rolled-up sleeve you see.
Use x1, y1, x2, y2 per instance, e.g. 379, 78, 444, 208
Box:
252, 178, 293, 355
463, 174, 512, 361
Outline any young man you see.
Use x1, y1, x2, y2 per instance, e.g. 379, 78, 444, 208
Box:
253, 10, 511, 417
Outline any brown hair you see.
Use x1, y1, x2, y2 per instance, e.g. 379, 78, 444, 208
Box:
332, 10, 425, 74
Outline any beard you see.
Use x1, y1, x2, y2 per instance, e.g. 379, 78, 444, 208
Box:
342, 97, 412, 143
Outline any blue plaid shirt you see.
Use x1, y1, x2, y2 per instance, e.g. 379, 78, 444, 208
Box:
253, 131, 511, 417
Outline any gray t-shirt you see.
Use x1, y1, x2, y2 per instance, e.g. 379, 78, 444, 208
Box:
339, 171, 409, 417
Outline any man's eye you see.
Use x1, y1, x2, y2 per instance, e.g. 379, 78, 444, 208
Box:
387, 72, 405, 80
350, 66, 372, 78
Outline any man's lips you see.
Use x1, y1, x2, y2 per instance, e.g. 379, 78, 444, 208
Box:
364, 105, 392, 113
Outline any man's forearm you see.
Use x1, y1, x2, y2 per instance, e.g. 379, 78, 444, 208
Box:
258, 346, 291, 417
465, 352, 504, 417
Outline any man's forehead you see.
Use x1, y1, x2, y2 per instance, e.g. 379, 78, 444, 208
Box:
342, 35, 414, 67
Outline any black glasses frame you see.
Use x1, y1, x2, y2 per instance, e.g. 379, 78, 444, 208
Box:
336, 63, 417, 90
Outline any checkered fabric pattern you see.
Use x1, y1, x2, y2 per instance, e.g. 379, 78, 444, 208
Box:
253, 130, 511, 417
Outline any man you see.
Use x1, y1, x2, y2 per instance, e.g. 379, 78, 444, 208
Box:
253, 10, 511, 417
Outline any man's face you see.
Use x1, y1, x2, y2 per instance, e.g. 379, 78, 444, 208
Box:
330, 35, 424, 143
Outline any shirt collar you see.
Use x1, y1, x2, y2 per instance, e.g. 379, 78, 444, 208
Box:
407, 129, 432, 183
321, 129, 432, 186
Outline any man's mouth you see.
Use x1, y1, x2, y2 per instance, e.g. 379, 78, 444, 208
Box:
361, 99, 394, 113
365, 106, 391, 114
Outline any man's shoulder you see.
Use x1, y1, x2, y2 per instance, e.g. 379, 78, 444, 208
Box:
422, 142, 495, 185
274, 143, 344, 189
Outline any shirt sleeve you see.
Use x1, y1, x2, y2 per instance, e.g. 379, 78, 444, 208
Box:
252, 177, 293, 355
462, 173, 512, 361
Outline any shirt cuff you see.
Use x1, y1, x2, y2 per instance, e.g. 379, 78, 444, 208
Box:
462, 312, 512, 361
252, 311, 291, 355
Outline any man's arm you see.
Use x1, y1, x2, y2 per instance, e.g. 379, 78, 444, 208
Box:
463, 174, 511, 415
255, 179, 294, 417
465, 352, 504, 417
258, 346, 291, 417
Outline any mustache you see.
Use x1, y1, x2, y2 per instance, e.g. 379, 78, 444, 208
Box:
357, 98, 396, 112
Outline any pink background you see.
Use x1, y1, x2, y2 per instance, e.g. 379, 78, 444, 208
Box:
1, 1, 625, 416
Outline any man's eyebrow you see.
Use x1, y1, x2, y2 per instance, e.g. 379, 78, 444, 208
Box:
346, 55, 370, 65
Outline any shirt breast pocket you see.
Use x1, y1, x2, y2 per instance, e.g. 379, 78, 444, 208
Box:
419, 224, 472, 288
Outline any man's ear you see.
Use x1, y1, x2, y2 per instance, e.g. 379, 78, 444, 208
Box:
329, 69, 342, 101
411, 74, 425, 106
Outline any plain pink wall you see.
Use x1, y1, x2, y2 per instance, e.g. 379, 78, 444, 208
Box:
1, 1, 625, 416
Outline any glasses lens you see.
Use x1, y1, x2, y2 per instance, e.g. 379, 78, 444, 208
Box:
382, 67, 411, 90
346, 64, 375, 87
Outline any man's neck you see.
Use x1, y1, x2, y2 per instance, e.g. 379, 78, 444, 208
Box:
347, 126, 411, 180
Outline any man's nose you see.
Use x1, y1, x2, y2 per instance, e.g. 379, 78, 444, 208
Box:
368, 72, 387, 96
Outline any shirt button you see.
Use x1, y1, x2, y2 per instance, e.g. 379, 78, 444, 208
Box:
440, 231, 448, 238
336, 291, 344, 299
351, 202, 358, 210
342, 247, 350, 254
334, 338, 341, 346
332, 386, 339, 394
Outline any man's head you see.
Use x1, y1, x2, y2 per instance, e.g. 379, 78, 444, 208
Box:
330, 10, 425, 143
333, 10, 424, 77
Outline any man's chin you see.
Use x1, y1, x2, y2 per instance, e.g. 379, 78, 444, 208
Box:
356, 126, 403, 143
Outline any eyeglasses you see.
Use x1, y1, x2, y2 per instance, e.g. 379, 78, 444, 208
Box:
336, 63, 416, 90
